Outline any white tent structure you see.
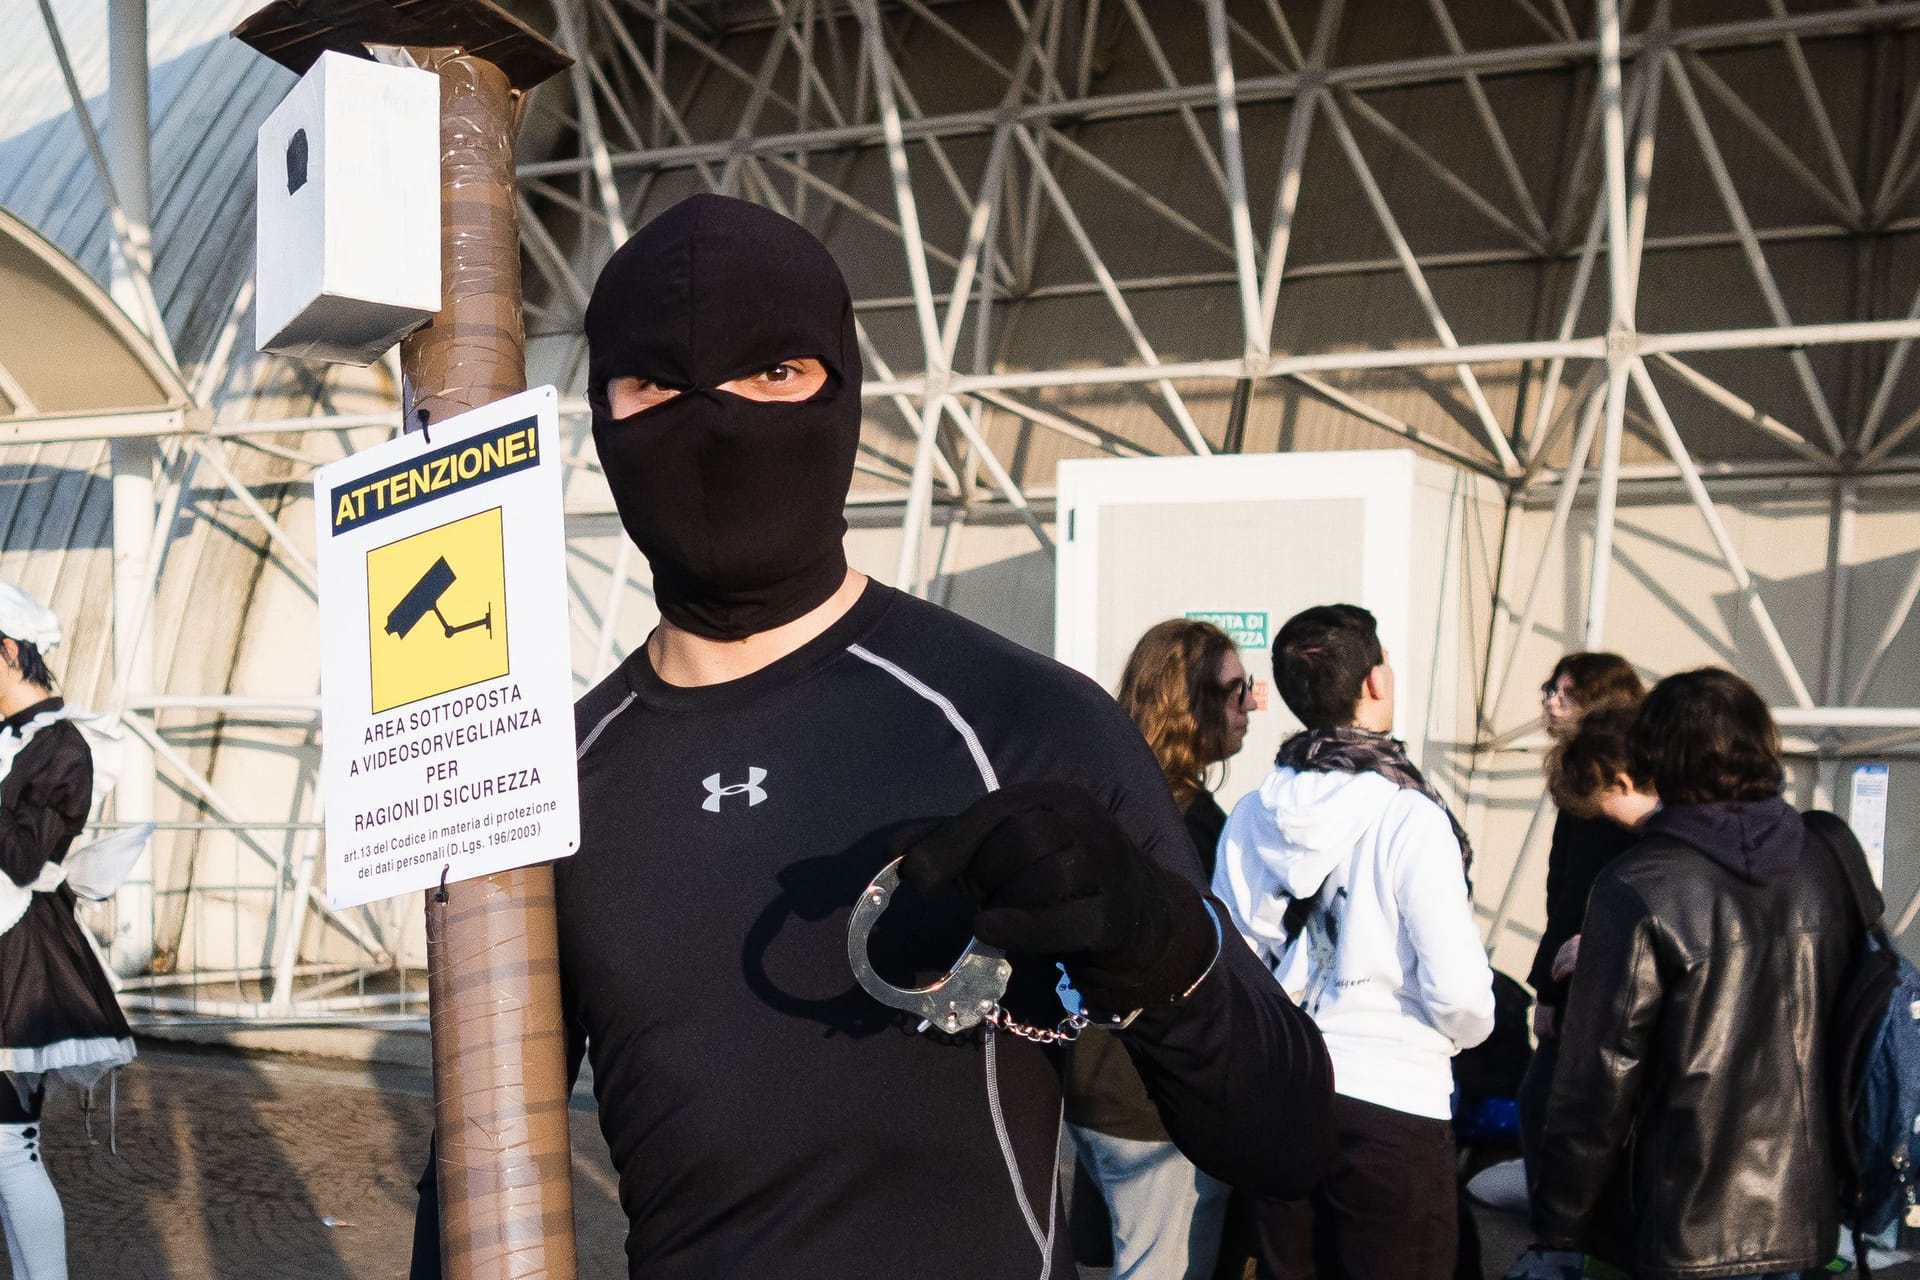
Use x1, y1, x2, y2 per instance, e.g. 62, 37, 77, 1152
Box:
1, 0, 1918, 1022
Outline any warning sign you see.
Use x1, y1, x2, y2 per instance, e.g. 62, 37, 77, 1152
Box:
366, 508, 509, 712
314, 387, 579, 909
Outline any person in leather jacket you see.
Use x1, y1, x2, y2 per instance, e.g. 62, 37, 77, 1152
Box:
1532, 667, 1856, 1280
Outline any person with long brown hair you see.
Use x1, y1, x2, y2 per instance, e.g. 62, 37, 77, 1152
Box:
1117, 619, 1256, 878
1516, 652, 1645, 1185
1067, 618, 1257, 1280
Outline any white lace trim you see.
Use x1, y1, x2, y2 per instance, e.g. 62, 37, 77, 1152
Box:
0, 1035, 135, 1086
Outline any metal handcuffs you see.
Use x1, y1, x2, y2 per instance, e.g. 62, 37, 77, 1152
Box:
846, 854, 1226, 1041
846, 855, 1011, 1035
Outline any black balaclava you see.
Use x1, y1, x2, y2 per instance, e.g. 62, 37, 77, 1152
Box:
586, 194, 861, 640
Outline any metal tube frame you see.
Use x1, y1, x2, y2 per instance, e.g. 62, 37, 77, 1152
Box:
30, 0, 1920, 1010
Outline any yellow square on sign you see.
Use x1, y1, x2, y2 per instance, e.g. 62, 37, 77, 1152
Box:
365, 507, 509, 713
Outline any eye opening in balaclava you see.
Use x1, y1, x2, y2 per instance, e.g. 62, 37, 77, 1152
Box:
598, 354, 841, 421
586, 194, 863, 642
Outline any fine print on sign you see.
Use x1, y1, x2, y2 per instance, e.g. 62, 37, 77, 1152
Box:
314, 387, 580, 909
1850, 762, 1891, 890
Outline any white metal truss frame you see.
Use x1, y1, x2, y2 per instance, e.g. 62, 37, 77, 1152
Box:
21, 0, 1920, 1022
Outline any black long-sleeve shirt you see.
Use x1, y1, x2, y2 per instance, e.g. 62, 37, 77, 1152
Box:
415, 582, 1330, 1278
0, 698, 90, 891
1527, 810, 1639, 1011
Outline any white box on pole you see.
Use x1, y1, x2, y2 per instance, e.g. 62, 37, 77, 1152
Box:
254, 51, 441, 366
314, 387, 579, 909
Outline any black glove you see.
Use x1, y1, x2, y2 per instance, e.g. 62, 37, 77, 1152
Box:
897, 782, 1218, 1014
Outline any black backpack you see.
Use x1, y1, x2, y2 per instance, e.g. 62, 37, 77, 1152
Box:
1805, 809, 1918, 1277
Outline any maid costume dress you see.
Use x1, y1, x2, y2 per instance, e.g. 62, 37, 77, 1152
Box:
0, 696, 136, 1099
0, 584, 135, 1280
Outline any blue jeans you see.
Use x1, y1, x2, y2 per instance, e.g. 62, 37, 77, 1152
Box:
1069, 1124, 1229, 1280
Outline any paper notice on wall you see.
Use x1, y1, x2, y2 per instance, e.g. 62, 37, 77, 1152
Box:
1849, 762, 1890, 889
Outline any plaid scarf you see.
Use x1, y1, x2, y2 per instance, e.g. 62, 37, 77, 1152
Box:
1275, 725, 1475, 876
1272, 726, 1474, 944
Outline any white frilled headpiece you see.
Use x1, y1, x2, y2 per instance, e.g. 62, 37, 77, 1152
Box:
0, 581, 61, 653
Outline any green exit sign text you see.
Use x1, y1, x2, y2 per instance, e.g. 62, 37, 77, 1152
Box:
1184, 609, 1268, 651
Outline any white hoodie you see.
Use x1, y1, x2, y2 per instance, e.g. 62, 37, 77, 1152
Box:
1212, 767, 1495, 1120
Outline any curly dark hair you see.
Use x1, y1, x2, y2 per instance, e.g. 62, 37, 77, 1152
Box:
1117, 619, 1240, 807
1546, 704, 1646, 819
1546, 652, 1644, 720
1629, 667, 1782, 805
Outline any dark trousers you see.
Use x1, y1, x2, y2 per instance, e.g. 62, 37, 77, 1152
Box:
1517, 1030, 1560, 1183
1251, 1094, 1457, 1280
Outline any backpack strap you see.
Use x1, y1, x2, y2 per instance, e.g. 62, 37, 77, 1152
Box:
1805, 807, 1899, 1266
1804, 809, 1886, 933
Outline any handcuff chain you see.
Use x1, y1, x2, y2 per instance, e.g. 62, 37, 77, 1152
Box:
979, 901, 1227, 1046
984, 1004, 1090, 1045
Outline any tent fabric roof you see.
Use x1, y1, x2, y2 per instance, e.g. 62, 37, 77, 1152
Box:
0, 0, 291, 399
0, 203, 187, 420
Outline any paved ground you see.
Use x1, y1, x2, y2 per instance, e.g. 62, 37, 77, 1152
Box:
4, 1041, 1914, 1278
5, 1041, 627, 1280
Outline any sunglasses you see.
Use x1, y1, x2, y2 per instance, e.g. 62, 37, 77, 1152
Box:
1220, 675, 1255, 699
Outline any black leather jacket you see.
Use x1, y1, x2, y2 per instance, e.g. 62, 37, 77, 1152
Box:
1532, 801, 1858, 1279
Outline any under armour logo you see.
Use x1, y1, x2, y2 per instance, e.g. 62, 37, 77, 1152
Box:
702, 767, 768, 812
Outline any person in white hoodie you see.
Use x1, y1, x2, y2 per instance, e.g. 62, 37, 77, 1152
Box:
1213, 603, 1494, 1280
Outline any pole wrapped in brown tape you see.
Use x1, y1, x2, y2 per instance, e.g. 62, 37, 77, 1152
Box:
399, 48, 578, 1280
403, 50, 529, 420
424, 869, 575, 1277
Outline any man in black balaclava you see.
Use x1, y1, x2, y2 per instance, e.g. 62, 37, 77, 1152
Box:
411, 194, 1332, 1280
585, 193, 862, 640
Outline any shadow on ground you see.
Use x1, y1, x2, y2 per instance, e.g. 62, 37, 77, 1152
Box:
10, 1041, 1920, 1280
1, 1040, 623, 1280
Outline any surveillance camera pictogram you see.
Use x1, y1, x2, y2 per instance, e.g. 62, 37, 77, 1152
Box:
386, 557, 494, 640
364, 507, 510, 712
